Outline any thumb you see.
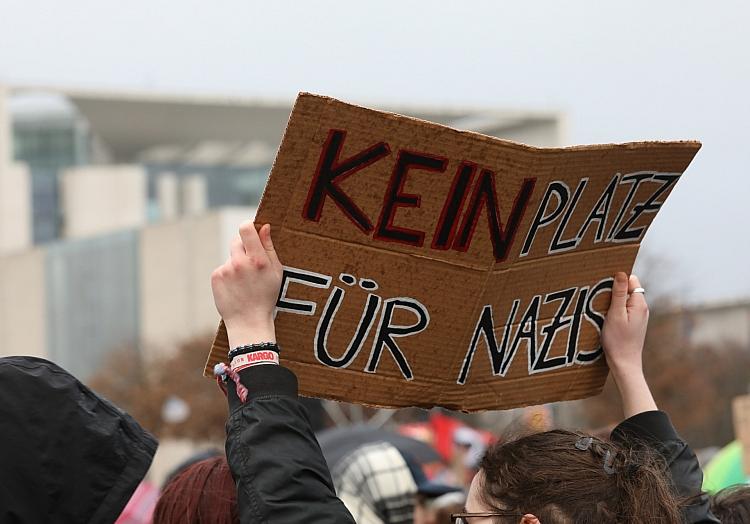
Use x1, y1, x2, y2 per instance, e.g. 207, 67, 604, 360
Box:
259, 224, 282, 271
608, 272, 629, 316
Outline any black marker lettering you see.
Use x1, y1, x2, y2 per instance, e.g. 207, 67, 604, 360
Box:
453, 170, 536, 262
276, 267, 332, 317
576, 278, 613, 363
507, 295, 541, 374
366, 298, 429, 380
359, 278, 378, 290
577, 174, 619, 243
613, 174, 680, 241
456, 300, 519, 385
550, 178, 588, 252
532, 288, 576, 373
375, 150, 447, 246
520, 182, 570, 256
315, 287, 382, 368
303, 129, 390, 233
432, 162, 477, 250
606, 172, 652, 241
566, 287, 589, 364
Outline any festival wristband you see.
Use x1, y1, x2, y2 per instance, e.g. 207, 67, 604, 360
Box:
230, 349, 280, 372
228, 342, 279, 360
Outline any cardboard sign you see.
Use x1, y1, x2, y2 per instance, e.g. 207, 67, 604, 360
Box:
734, 395, 750, 475
204, 93, 700, 411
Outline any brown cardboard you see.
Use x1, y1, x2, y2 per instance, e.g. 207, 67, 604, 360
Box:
733, 395, 750, 475
204, 93, 701, 411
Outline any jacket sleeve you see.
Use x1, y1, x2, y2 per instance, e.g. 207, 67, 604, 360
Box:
610, 410, 720, 524
224, 364, 355, 524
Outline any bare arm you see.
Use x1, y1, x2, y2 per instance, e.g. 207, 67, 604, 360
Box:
601, 272, 657, 418
211, 221, 355, 524
603, 273, 720, 523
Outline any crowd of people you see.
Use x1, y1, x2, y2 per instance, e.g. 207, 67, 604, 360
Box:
1, 219, 748, 523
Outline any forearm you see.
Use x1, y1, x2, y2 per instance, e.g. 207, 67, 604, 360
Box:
225, 317, 276, 348
212, 222, 356, 522
610, 367, 657, 419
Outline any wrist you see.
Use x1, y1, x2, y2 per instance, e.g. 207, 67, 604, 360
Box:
225, 320, 276, 348
230, 343, 280, 372
607, 359, 644, 382
611, 369, 657, 418
612, 368, 647, 390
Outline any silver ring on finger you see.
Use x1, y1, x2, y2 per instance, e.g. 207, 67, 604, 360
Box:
632, 287, 645, 294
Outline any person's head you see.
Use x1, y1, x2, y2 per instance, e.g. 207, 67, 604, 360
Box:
461, 430, 682, 524
153, 456, 238, 524
710, 485, 750, 523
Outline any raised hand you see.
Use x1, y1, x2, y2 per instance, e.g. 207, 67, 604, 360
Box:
210, 221, 283, 348
601, 272, 657, 417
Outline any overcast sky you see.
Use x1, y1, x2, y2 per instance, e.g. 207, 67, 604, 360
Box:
1, 0, 748, 305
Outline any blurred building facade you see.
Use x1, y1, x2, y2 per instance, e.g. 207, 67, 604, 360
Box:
0, 85, 565, 379
659, 300, 750, 351
0, 207, 251, 379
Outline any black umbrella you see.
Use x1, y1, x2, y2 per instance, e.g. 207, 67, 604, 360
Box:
316, 424, 441, 469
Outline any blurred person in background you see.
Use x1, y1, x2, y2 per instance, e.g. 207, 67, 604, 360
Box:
451, 426, 487, 488
332, 440, 463, 524
710, 485, 750, 523
455, 273, 719, 524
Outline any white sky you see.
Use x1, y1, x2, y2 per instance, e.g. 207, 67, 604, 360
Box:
1, 0, 748, 305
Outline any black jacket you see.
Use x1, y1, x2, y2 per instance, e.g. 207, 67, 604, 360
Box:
225, 364, 355, 524
611, 410, 720, 524
0, 356, 157, 523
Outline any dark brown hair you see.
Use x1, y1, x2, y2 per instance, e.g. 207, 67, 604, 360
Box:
478, 429, 682, 524
153, 456, 238, 524
710, 485, 750, 523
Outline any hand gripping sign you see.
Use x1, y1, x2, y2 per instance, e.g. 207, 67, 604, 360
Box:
205, 93, 700, 411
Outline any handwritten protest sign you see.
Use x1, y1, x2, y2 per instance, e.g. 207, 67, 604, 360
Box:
205, 93, 700, 411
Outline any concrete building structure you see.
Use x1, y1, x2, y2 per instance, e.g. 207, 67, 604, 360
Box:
60, 165, 147, 238
7, 86, 565, 243
659, 300, 750, 350
0, 85, 8, 168
0, 206, 253, 378
0, 163, 31, 253
0, 248, 46, 358
139, 207, 252, 354
0, 86, 32, 253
